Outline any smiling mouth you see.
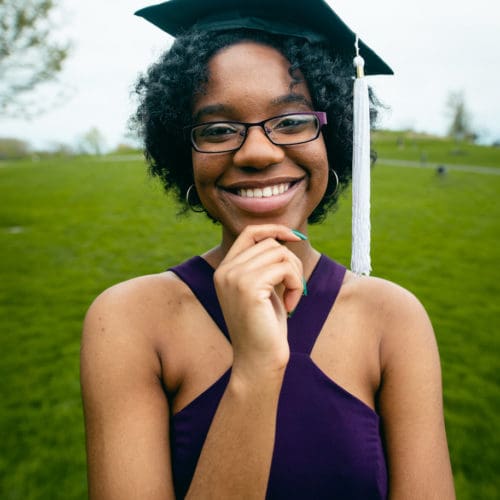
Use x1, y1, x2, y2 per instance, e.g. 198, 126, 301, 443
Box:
237, 182, 292, 198
220, 178, 305, 214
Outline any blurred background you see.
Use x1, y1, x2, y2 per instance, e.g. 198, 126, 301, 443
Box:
1, 0, 499, 153
0, 1, 499, 498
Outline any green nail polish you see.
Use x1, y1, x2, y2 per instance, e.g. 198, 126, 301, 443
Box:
291, 229, 308, 240
287, 308, 297, 319
302, 277, 308, 297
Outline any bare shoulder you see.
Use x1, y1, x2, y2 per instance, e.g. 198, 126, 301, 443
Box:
84, 270, 190, 318
341, 271, 430, 323
340, 272, 436, 360
82, 271, 193, 347
81, 270, 199, 393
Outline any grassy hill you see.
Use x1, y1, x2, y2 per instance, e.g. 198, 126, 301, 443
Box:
0, 134, 499, 498
374, 129, 500, 167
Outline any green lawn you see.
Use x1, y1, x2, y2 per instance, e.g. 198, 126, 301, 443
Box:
373, 129, 500, 167
0, 139, 499, 498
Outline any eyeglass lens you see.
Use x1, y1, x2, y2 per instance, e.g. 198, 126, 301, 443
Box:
191, 113, 321, 153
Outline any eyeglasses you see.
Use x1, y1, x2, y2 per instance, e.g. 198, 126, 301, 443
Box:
187, 111, 327, 153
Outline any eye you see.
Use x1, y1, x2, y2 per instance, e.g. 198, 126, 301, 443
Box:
195, 123, 240, 142
271, 114, 316, 134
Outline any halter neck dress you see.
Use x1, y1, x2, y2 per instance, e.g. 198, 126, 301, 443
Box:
169, 254, 388, 499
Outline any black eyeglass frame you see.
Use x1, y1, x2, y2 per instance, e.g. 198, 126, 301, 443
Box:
186, 111, 328, 154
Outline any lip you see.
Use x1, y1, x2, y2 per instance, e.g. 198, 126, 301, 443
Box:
220, 176, 303, 191
219, 177, 306, 214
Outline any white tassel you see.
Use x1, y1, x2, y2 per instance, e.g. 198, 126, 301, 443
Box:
351, 39, 372, 276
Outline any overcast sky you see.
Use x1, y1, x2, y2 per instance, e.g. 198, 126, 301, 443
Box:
1, 0, 499, 150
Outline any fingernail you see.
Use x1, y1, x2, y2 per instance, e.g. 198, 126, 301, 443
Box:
291, 229, 308, 240
302, 277, 308, 297
288, 308, 297, 319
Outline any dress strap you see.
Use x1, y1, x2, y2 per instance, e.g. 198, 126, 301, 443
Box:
169, 256, 230, 340
169, 255, 346, 352
287, 255, 346, 355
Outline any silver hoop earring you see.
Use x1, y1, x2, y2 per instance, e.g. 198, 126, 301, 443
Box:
331, 169, 339, 196
185, 184, 205, 213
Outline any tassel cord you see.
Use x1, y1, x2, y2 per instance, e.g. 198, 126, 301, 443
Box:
351, 51, 372, 276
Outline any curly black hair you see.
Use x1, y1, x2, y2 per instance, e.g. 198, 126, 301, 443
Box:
132, 28, 380, 223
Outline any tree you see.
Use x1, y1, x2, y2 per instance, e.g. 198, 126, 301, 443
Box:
0, 0, 70, 117
446, 91, 475, 142
0, 137, 30, 159
78, 127, 107, 155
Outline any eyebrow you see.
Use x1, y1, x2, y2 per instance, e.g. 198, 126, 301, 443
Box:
192, 93, 314, 124
270, 93, 313, 108
192, 104, 232, 124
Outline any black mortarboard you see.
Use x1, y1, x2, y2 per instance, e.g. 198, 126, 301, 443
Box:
135, 0, 393, 76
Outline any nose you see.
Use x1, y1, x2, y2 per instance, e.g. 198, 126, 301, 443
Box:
232, 125, 285, 169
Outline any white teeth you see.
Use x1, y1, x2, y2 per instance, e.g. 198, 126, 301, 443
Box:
237, 183, 291, 198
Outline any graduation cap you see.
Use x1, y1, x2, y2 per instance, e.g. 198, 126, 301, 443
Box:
136, 0, 394, 275
135, 0, 392, 77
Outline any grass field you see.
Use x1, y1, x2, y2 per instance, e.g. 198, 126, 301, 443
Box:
1, 133, 499, 498
373, 129, 500, 167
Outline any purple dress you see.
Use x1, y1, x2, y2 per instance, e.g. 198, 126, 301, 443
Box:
169, 255, 388, 499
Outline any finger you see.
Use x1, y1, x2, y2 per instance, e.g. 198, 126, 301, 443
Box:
270, 266, 303, 315
218, 241, 304, 297
283, 284, 304, 314
223, 224, 307, 261
221, 237, 298, 275
249, 261, 303, 303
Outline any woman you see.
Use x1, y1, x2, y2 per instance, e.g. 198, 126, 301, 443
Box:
81, 1, 455, 498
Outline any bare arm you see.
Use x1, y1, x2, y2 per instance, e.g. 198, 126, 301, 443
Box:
376, 282, 455, 499
81, 284, 175, 500
186, 225, 305, 498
